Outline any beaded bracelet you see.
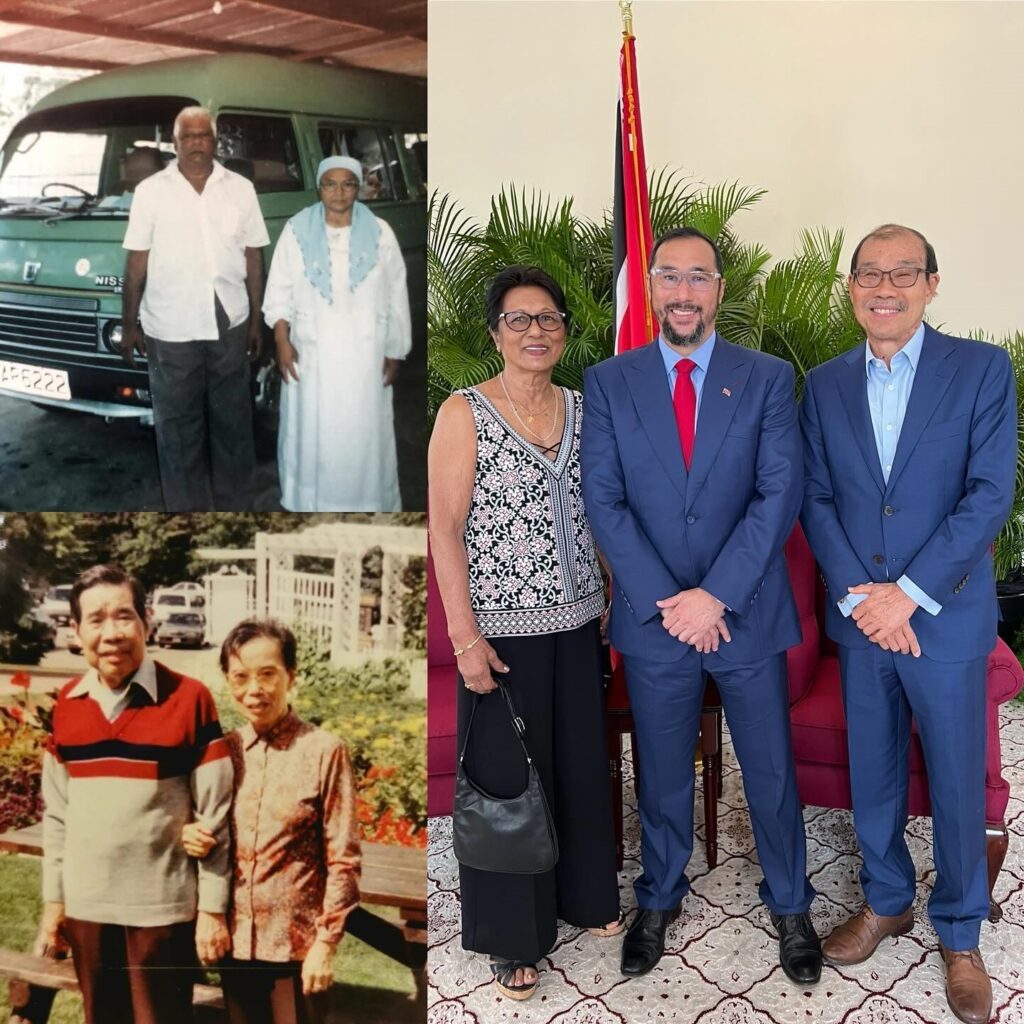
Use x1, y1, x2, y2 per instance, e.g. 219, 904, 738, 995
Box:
453, 632, 483, 657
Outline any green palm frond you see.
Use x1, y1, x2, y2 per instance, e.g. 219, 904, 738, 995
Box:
685, 181, 768, 243
988, 330, 1024, 578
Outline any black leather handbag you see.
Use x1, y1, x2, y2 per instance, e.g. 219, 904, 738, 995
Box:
452, 681, 559, 874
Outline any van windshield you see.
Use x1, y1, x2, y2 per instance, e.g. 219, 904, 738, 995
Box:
0, 95, 192, 214
0, 97, 306, 214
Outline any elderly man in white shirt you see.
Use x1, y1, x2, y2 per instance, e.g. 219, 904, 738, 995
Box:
121, 106, 270, 512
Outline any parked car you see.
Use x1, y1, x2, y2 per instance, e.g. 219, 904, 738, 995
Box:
154, 612, 205, 649
36, 584, 73, 626
148, 589, 203, 641
168, 581, 205, 606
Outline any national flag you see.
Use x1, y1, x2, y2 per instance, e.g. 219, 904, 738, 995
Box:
613, 24, 654, 354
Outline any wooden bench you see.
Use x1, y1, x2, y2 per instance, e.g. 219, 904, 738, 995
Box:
0, 823, 426, 1020
0, 948, 225, 1022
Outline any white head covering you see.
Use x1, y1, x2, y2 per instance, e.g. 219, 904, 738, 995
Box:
316, 156, 363, 188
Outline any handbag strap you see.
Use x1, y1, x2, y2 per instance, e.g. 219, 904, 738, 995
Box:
458, 680, 534, 768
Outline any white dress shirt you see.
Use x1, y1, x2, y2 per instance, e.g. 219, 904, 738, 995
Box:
123, 160, 270, 341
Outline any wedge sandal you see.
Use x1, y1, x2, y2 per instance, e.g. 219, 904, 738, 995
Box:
488, 957, 539, 1000
588, 910, 627, 938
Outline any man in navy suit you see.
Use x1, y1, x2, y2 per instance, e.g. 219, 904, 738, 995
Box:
800, 224, 1015, 1024
581, 228, 819, 983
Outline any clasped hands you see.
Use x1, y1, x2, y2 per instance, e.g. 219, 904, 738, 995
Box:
848, 582, 922, 657
656, 588, 730, 653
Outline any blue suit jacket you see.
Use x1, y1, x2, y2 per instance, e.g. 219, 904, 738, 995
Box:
580, 337, 803, 664
800, 325, 1017, 662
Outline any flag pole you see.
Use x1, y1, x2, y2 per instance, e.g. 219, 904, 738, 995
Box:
618, 1, 653, 343
619, 0, 633, 36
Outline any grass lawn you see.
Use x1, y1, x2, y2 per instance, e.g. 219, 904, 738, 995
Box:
0, 854, 422, 1023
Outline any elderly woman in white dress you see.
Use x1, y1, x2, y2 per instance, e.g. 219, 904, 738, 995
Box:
263, 156, 411, 511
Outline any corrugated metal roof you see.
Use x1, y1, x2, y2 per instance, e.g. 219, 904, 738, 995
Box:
0, 0, 426, 77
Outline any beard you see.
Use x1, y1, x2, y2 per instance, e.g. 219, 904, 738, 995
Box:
658, 303, 708, 348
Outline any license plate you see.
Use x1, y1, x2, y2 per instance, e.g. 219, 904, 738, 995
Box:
0, 359, 71, 401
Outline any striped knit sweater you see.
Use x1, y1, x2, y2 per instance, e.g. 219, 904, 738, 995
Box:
42, 661, 233, 926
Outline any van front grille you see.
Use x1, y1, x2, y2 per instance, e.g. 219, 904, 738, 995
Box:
0, 303, 98, 352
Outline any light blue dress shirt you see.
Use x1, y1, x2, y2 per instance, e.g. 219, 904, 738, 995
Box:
840, 322, 941, 619
659, 331, 717, 418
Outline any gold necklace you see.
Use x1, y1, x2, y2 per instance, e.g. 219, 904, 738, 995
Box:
499, 373, 560, 443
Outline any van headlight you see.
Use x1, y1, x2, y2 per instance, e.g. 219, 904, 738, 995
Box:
102, 321, 124, 353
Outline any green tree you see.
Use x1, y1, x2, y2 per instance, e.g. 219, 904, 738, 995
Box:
0, 515, 53, 663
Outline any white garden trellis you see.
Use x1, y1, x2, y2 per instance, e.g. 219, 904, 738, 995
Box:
253, 522, 426, 664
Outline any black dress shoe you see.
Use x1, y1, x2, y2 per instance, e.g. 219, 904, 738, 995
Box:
770, 911, 822, 985
620, 907, 680, 977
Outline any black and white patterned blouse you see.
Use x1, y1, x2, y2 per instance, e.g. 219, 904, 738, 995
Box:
460, 386, 606, 637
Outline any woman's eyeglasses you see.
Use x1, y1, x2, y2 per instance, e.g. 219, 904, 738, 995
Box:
497, 311, 567, 332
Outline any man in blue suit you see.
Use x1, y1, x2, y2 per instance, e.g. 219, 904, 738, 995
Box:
800, 224, 1015, 1024
581, 228, 819, 983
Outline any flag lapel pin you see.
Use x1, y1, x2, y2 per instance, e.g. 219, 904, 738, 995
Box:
721, 387, 732, 398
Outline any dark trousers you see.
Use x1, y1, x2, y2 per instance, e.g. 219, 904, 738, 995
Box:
221, 959, 329, 1024
146, 298, 256, 512
63, 917, 197, 1024
838, 645, 989, 950
623, 648, 815, 915
457, 619, 620, 964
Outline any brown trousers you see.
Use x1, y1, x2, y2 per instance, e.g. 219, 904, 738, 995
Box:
63, 917, 197, 1024
220, 959, 330, 1024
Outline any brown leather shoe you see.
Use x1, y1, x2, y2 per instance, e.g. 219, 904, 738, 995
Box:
941, 945, 992, 1024
822, 904, 914, 965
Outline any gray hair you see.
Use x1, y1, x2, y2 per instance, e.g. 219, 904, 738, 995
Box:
173, 106, 217, 139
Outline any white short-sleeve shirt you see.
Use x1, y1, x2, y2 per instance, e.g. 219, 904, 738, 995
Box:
123, 160, 270, 341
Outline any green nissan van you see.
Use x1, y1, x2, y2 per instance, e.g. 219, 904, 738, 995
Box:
0, 53, 426, 421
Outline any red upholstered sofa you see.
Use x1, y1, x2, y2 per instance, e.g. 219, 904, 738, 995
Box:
784, 524, 1024, 920
427, 541, 458, 817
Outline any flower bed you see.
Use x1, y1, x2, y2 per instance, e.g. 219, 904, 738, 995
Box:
0, 674, 55, 833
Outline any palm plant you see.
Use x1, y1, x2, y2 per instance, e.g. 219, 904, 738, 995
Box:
427, 187, 611, 417
972, 330, 1024, 581
743, 228, 861, 397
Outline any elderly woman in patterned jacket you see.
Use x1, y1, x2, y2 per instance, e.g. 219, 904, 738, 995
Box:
182, 618, 361, 1024
428, 265, 623, 1001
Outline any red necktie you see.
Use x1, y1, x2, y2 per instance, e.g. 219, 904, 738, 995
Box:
673, 358, 697, 470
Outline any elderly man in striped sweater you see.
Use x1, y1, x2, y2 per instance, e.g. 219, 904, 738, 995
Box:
35, 564, 233, 1024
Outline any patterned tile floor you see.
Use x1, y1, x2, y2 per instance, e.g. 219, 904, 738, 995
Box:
427, 700, 1024, 1023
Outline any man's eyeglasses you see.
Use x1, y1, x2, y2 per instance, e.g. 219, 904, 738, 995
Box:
497, 311, 567, 332
320, 179, 360, 192
650, 268, 722, 292
850, 267, 930, 288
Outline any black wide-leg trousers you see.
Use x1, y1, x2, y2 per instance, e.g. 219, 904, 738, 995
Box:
457, 618, 620, 964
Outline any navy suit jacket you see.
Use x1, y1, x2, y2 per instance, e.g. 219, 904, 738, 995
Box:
580, 337, 803, 664
800, 325, 1017, 662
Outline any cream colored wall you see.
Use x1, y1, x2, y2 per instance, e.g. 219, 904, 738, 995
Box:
429, 0, 1024, 337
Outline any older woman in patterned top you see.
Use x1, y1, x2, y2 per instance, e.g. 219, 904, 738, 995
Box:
429, 265, 622, 1000
182, 619, 361, 1024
